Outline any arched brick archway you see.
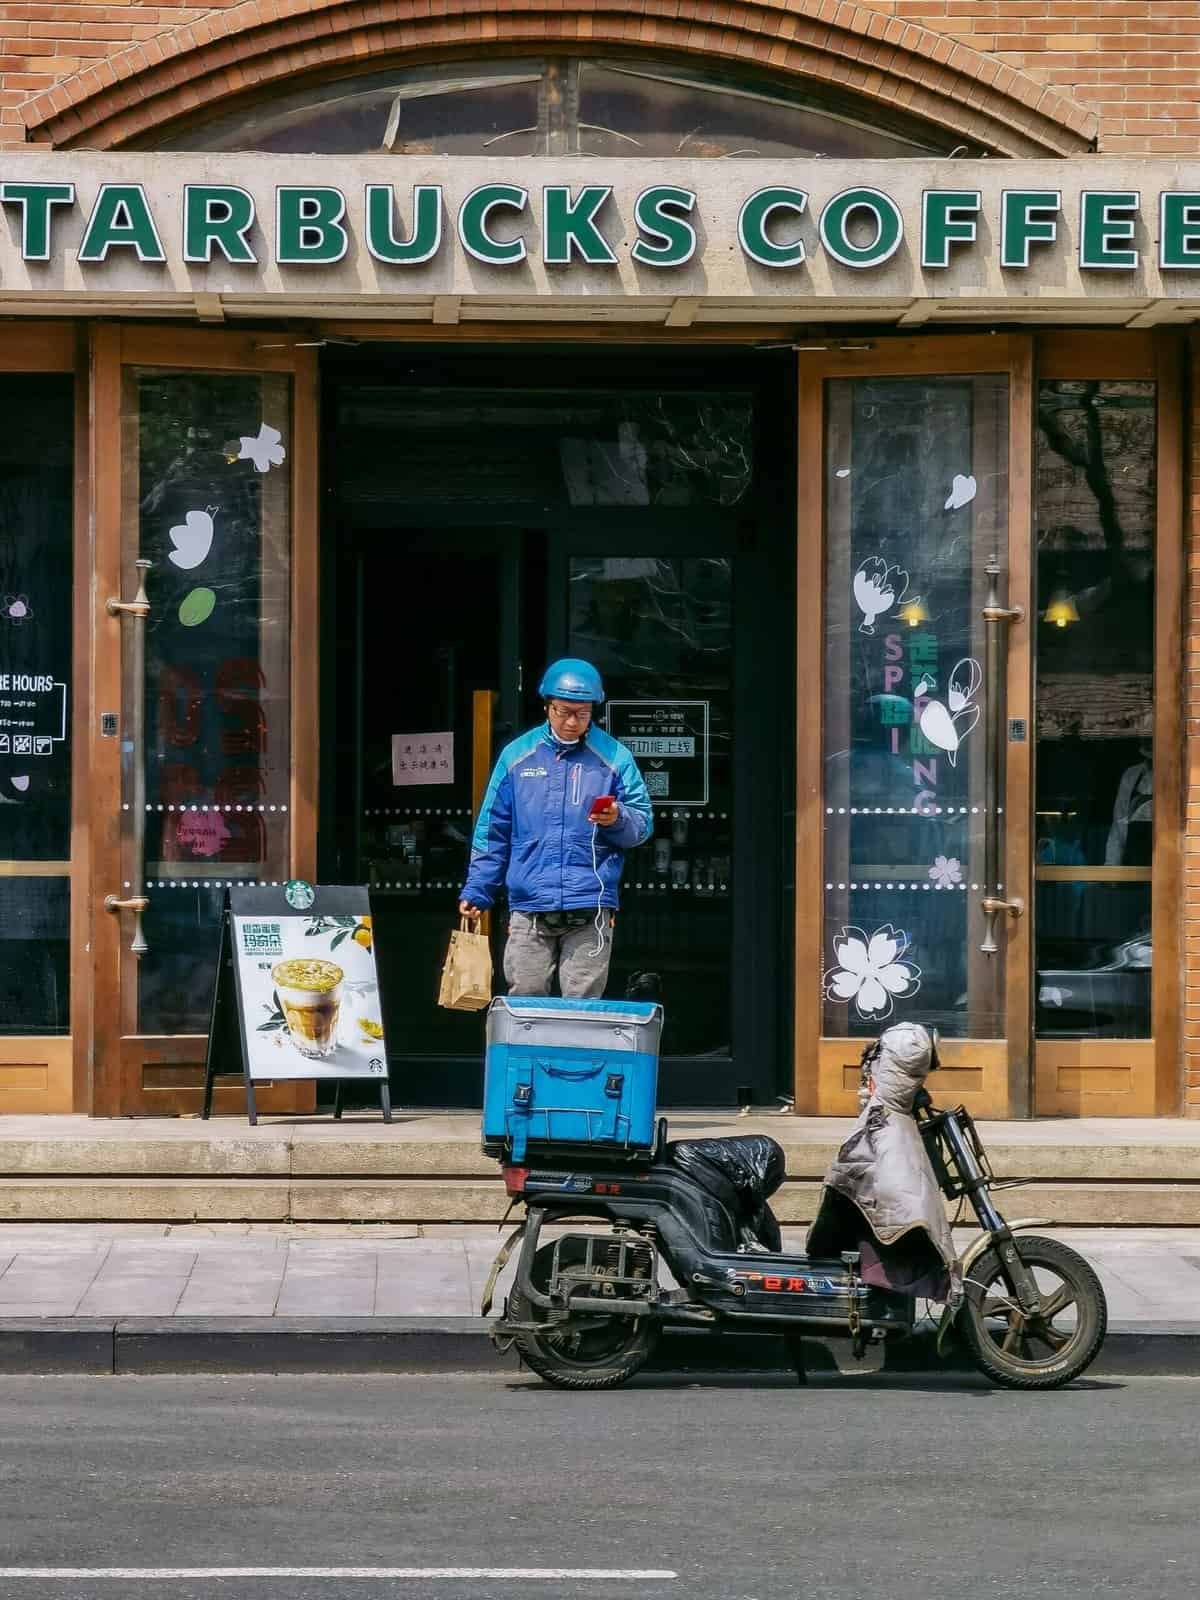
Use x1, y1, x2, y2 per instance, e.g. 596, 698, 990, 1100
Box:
22, 0, 1096, 157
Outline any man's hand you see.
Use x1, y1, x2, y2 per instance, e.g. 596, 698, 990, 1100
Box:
458, 899, 484, 920
590, 802, 620, 828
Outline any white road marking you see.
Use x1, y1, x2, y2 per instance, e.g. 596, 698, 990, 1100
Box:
0, 1570, 677, 1582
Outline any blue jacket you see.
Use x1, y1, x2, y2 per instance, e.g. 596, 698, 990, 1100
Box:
461, 722, 653, 913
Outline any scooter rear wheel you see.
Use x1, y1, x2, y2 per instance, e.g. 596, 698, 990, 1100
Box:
508, 1240, 660, 1390
960, 1235, 1107, 1390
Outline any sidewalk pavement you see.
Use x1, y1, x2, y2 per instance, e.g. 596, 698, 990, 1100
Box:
0, 1222, 1194, 1323
0, 1221, 1195, 1378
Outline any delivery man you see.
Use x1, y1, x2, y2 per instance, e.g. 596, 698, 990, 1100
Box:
458, 658, 653, 997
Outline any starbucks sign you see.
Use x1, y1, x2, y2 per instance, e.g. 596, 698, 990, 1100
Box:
1, 155, 1198, 314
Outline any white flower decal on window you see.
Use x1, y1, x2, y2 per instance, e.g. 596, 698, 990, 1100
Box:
852, 557, 917, 636
928, 855, 963, 889
824, 924, 922, 1021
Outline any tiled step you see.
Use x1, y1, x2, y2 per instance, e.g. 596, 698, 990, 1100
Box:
0, 1175, 1194, 1225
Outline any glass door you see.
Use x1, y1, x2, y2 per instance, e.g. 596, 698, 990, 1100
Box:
93, 329, 315, 1116
799, 339, 1033, 1117
551, 519, 787, 1108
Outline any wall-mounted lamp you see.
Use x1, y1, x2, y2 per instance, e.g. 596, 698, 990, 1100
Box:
898, 599, 930, 628
1042, 589, 1080, 629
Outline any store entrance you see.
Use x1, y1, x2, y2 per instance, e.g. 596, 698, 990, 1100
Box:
320, 347, 795, 1110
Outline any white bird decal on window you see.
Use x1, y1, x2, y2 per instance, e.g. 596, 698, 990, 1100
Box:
237, 423, 287, 473
167, 507, 216, 570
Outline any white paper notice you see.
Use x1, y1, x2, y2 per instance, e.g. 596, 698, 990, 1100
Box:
392, 732, 454, 787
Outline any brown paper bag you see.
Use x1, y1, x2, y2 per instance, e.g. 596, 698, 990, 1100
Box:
437, 917, 493, 1011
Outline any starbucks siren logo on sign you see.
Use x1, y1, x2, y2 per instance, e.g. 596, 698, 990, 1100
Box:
284, 879, 315, 911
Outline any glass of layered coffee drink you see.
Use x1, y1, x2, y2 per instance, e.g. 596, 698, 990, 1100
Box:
271, 958, 344, 1059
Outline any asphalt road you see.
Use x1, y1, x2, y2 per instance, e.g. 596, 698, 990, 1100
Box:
0, 1373, 1196, 1600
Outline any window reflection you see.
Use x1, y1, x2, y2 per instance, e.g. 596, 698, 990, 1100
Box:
125, 371, 293, 1034
334, 388, 752, 514
576, 61, 936, 159
571, 556, 733, 1060
0, 878, 69, 1035
1034, 381, 1155, 1040
1036, 883, 1152, 1039
145, 55, 957, 156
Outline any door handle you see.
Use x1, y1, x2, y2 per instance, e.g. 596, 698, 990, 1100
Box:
106, 561, 151, 619
979, 557, 1022, 956
104, 895, 149, 956
982, 896, 1024, 921
108, 559, 152, 957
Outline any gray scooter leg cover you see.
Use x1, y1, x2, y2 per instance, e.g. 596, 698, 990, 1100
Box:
807, 1023, 958, 1298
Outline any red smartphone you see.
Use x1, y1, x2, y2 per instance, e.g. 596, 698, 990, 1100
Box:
588, 794, 616, 822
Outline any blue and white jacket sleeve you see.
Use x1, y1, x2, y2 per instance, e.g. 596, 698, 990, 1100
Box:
460, 758, 513, 910
608, 747, 654, 851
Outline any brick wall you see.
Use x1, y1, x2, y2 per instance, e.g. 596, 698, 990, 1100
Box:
875, 0, 1200, 153
3, 0, 1200, 149
0, 4, 214, 142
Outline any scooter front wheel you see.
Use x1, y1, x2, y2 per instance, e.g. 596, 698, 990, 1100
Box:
508, 1240, 660, 1390
960, 1235, 1107, 1390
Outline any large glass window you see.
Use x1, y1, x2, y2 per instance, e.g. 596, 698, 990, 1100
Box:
0, 375, 73, 1035
334, 387, 753, 516
1034, 380, 1155, 1040
145, 55, 958, 157
822, 375, 1009, 1040
123, 371, 292, 1035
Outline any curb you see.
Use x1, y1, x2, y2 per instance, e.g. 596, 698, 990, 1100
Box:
0, 1318, 1193, 1378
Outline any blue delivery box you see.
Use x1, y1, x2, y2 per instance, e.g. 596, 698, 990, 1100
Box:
482, 996, 664, 1163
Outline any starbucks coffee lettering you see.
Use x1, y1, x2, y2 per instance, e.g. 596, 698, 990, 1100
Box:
2, 155, 1199, 311
6, 166, 1200, 273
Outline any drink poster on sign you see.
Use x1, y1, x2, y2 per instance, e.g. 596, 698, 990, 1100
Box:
203, 884, 392, 1124
606, 700, 710, 806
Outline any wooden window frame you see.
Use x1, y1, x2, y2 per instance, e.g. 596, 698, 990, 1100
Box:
1032, 330, 1182, 1117
86, 324, 318, 1116
795, 333, 1036, 1121
794, 328, 1183, 1119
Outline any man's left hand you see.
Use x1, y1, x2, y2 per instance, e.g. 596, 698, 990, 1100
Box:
591, 802, 620, 827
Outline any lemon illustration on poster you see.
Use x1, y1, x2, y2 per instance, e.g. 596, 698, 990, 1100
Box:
202, 884, 392, 1125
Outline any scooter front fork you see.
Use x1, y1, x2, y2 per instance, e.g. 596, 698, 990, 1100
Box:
989, 1226, 1044, 1316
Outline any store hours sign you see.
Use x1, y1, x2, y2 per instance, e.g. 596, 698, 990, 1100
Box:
608, 700, 709, 807
0, 669, 67, 763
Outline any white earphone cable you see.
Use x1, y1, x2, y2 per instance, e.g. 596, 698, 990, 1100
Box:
589, 821, 607, 957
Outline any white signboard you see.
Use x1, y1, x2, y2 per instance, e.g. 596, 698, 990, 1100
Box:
204, 885, 390, 1123
392, 731, 454, 787
607, 700, 710, 807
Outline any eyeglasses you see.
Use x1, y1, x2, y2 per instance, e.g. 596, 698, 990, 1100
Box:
549, 703, 592, 723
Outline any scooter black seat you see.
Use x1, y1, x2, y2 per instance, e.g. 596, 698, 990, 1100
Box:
665, 1135, 787, 1251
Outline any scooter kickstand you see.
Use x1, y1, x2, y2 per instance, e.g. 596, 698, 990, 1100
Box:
784, 1332, 808, 1387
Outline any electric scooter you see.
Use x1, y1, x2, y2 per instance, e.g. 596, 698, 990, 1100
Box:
482, 1090, 1108, 1391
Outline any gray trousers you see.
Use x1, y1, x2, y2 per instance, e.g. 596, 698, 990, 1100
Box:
504, 910, 615, 998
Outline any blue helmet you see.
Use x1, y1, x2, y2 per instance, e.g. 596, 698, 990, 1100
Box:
538, 657, 605, 705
